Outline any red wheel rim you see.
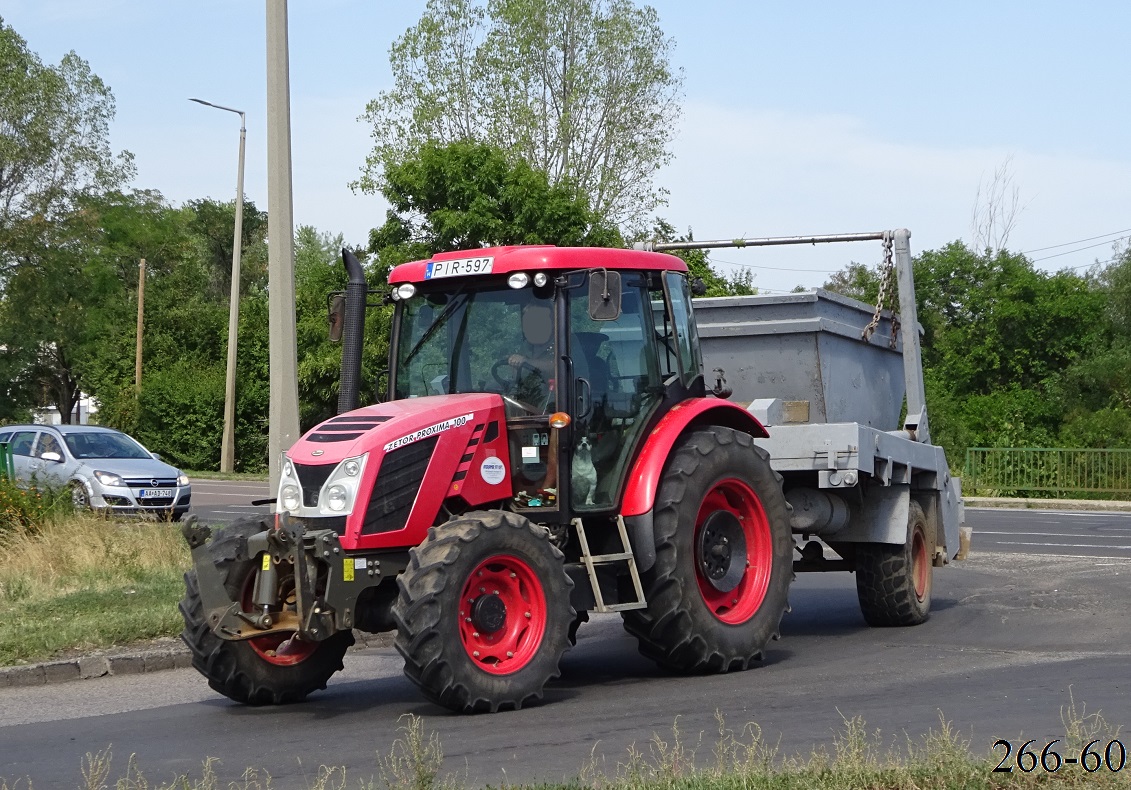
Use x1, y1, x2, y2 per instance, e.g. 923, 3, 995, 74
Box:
694, 478, 773, 625
911, 526, 930, 602
458, 554, 546, 675
241, 568, 317, 666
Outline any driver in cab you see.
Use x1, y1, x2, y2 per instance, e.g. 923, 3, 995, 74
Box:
508, 301, 556, 412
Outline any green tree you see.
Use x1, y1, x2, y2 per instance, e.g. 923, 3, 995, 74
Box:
357, 0, 683, 231
369, 139, 622, 265
822, 241, 1109, 456
0, 18, 134, 241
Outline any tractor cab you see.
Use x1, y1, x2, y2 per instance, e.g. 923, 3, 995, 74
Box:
387, 246, 703, 520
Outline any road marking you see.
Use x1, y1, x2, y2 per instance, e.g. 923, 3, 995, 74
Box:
976, 530, 1131, 538
993, 541, 1131, 551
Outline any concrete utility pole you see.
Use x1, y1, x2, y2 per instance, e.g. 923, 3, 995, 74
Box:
189, 98, 247, 473
135, 258, 145, 394
265, 0, 301, 491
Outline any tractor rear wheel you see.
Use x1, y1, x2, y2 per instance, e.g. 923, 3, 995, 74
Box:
393, 510, 574, 713
179, 516, 353, 705
622, 428, 793, 673
854, 500, 933, 626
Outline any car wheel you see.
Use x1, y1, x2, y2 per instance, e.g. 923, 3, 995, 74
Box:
71, 482, 92, 511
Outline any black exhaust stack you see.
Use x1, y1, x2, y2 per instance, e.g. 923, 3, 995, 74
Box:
337, 248, 367, 414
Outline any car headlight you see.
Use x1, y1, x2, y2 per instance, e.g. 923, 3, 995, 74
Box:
94, 470, 124, 487
177, 474, 189, 487
318, 453, 368, 516
280, 484, 302, 512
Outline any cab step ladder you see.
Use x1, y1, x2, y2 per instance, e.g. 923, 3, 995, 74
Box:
572, 516, 646, 613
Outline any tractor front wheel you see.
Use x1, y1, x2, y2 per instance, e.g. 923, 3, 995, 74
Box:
393, 510, 574, 713
179, 516, 353, 705
622, 428, 793, 673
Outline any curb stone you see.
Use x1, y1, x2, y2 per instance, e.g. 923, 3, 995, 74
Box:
0, 630, 396, 689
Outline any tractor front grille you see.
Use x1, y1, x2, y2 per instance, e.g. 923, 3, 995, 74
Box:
362, 436, 437, 535
293, 462, 335, 507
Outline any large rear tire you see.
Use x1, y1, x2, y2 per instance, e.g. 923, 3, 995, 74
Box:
393, 510, 574, 713
855, 500, 933, 626
622, 428, 793, 673
179, 516, 353, 705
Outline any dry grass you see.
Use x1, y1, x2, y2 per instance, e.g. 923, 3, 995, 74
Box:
0, 513, 189, 664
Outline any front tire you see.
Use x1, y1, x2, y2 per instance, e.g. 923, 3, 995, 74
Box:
393, 510, 574, 713
179, 516, 353, 705
622, 428, 793, 673
855, 500, 933, 626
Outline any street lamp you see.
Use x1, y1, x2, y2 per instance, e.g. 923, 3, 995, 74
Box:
190, 97, 246, 473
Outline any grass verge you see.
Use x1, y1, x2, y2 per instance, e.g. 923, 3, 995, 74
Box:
0, 513, 188, 665
3, 703, 1126, 789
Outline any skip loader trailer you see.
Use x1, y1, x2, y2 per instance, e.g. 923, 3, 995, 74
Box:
179, 228, 965, 713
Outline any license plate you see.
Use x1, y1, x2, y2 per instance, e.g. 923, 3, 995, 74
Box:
139, 488, 173, 498
425, 256, 494, 279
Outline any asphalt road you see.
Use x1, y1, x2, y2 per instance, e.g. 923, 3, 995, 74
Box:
186, 478, 272, 525
2, 504, 1129, 788
965, 507, 1131, 559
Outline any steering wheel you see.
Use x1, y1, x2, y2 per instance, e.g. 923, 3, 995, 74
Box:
490, 359, 547, 415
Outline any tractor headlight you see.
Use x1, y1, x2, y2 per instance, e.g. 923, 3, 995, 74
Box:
280, 484, 302, 512
326, 484, 348, 512
277, 453, 303, 513
318, 453, 368, 516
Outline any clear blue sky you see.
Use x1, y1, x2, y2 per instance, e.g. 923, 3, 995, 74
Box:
5, 1, 1130, 293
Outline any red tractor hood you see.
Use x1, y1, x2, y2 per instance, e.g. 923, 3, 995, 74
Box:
285, 394, 511, 550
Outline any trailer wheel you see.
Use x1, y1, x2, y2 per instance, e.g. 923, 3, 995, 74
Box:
854, 500, 933, 626
393, 510, 574, 713
179, 516, 353, 705
622, 428, 793, 673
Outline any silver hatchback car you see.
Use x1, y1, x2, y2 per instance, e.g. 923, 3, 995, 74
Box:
0, 425, 191, 519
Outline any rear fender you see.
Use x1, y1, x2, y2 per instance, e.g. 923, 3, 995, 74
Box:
621, 398, 768, 518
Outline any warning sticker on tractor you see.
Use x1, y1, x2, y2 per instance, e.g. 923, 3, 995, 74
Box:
343, 558, 354, 582
383, 413, 474, 453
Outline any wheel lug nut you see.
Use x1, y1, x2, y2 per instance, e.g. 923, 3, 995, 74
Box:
510, 572, 517, 578
493, 589, 499, 595
480, 586, 486, 593
507, 651, 514, 658
473, 632, 480, 637
525, 612, 531, 618
473, 650, 480, 657
465, 617, 471, 623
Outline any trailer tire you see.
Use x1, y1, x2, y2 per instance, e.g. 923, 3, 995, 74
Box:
854, 500, 932, 626
179, 516, 353, 705
622, 427, 793, 673
393, 510, 574, 713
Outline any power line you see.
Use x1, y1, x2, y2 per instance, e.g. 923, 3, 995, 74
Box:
1031, 236, 1130, 263
1021, 228, 1131, 255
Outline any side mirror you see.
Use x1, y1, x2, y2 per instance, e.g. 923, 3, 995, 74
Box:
328, 293, 346, 342
588, 270, 622, 321
40, 451, 62, 463
375, 369, 389, 404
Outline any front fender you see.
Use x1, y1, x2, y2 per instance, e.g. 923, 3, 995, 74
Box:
621, 398, 768, 518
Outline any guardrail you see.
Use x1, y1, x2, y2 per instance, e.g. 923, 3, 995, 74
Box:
0, 441, 11, 481
964, 448, 1131, 497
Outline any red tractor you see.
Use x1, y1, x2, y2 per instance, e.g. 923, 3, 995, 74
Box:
180, 245, 794, 712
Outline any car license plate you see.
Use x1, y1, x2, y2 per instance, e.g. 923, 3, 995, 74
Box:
139, 488, 174, 498
425, 256, 494, 279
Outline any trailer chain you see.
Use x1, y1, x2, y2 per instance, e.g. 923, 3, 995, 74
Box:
861, 233, 899, 348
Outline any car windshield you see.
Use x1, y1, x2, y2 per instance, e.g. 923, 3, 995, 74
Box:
64, 432, 152, 460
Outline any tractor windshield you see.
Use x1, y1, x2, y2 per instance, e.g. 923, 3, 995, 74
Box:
394, 285, 557, 415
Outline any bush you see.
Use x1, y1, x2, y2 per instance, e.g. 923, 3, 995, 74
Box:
0, 477, 66, 535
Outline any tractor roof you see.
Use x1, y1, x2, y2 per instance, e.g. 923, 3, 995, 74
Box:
388, 245, 687, 285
